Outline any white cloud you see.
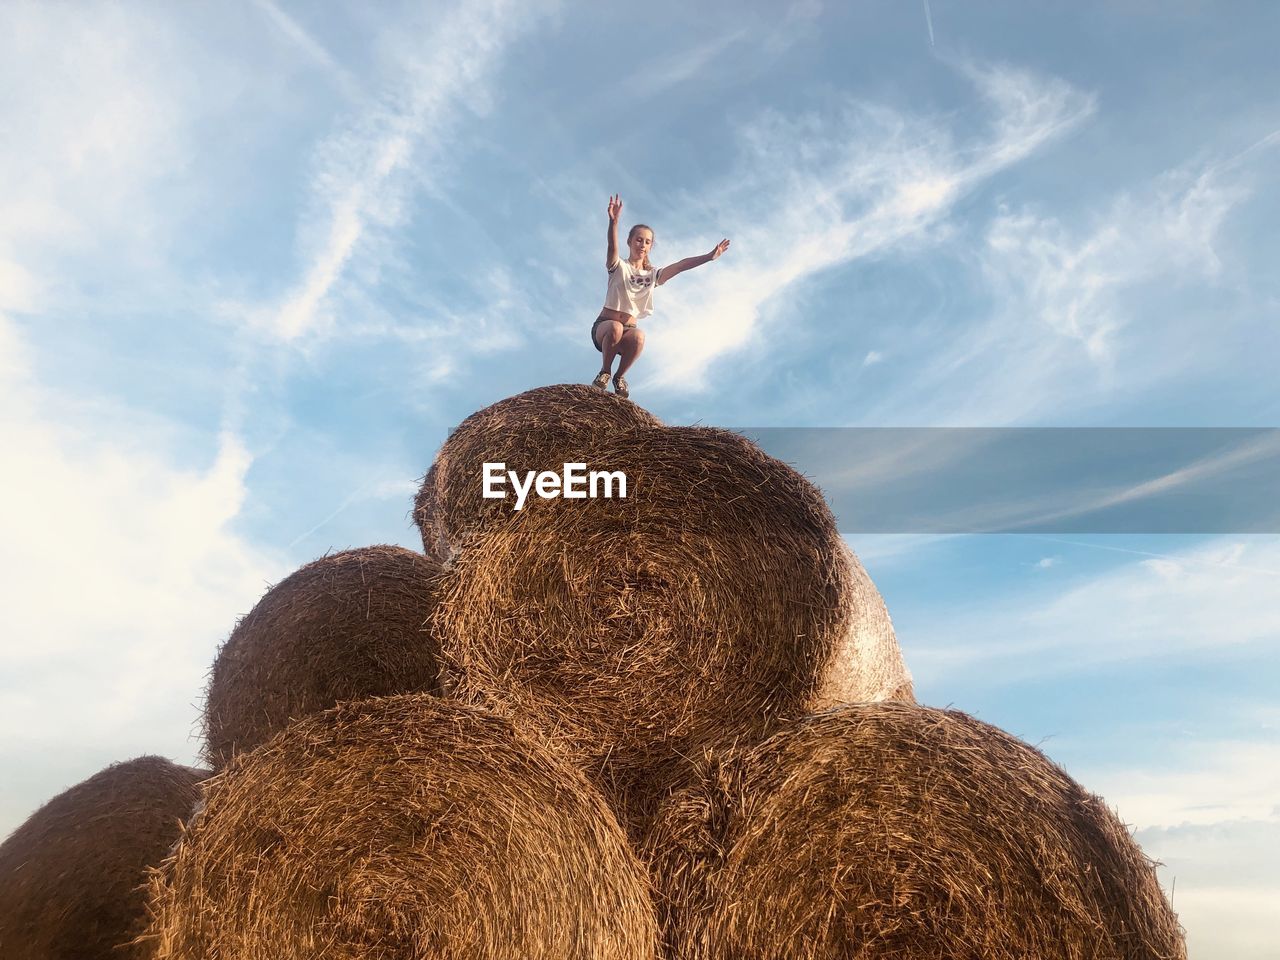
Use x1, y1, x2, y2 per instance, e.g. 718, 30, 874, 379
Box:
959, 61, 1090, 174
875, 162, 1249, 425
1166, 882, 1280, 960
1079, 747, 1280, 960
908, 536, 1280, 682
862, 350, 884, 366
0, 258, 41, 314
986, 169, 1242, 365
251, 0, 550, 343
1086, 741, 1280, 830
1035, 556, 1058, 569
643, 61, 1095, 390
0, 1, 357, 328
0, 3, 191, 289
0, 315, 285, 834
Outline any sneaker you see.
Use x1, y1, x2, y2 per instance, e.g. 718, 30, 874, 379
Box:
612, 374, 629, 399
591, 371, 610, 390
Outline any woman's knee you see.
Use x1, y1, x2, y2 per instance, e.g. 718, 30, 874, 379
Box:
623, 327, 646, 350
597, 320, 625, 348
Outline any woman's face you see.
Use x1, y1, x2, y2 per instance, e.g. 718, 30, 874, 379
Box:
628, 228, 653, 261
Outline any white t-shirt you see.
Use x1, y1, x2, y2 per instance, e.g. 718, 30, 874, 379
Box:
603, 257, 662, 321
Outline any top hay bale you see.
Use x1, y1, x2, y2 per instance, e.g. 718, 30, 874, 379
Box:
0, 756, 206, 960
203, 545, 444, 769
433, 426, 863, 826
146, 695, 659, 960
643, 702, 1185, 960
414, 384, 661, 562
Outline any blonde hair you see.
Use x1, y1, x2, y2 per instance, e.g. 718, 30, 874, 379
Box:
628, 224, 655, 272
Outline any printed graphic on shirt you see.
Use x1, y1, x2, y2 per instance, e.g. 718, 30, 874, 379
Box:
629, 272, 653, 290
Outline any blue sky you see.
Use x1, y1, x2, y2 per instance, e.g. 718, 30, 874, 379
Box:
1, 1, 1277, 955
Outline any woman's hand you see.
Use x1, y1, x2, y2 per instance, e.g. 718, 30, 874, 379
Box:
709, 238, 731, 260
608, 194, 623, 223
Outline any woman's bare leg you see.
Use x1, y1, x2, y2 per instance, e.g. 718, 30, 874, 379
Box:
597, 320, 625, 373
615, 327, 646, 377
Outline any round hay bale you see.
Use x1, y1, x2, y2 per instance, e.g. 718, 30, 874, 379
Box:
0, 756, 206, 960
812, 541, 914, 706
204, 545, 444, 769
146, 695, 659, 960
433, 426, 858, 827
414, 384, 661, 562
643, 702, 1185, 960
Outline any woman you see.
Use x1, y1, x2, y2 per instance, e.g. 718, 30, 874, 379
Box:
591, 194, 730, 398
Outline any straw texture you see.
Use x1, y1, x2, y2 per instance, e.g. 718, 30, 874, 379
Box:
203, 545, 444, 769
146, 695, 659, 960
433, 426, 858, 827
643, 702, 1185, 960
414, 384, 661, 562
0, 756, 206, 960
812, 542, 914, 706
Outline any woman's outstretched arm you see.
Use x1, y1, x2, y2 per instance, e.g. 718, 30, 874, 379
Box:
606, 194, 623, 269
656, 238, 730, 285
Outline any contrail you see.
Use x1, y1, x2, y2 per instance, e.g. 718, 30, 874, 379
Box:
250, 0, 360, 94
923, 0, 935, 48
1211, 127, 1280, 176
286, 483, 372, 550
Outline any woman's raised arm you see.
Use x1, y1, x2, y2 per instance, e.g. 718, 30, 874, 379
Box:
606, 194, 623, 269
657, 237, 730, 285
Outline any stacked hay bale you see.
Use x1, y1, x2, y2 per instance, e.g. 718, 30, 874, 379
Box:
430, 423, 911, 829
146, 696, 658, 960
203, 544, 445, 768
3, 384, 1180, 959
0, 757, 205, 959
642, 702, 1185, 960
414, 384, 661, 562
814, 541, 914, 705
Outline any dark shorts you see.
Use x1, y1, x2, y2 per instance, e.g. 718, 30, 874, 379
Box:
591, 315, 637, 352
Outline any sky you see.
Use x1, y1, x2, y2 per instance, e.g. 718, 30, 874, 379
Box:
1, 1, 1277, 955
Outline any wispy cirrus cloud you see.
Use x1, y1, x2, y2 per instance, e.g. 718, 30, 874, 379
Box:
0, 3, 191, 293
907, 536, 1280, 683
823, 428, 1280, 535
642, 61, 1096, 390
247, 0, 552, 344
873, 157, 1253, 425
616, 27, 750, 97
983, 168, 1243, 365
